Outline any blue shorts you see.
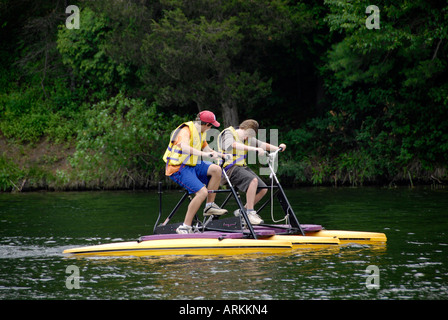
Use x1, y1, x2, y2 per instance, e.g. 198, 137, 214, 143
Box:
169, 161, 212, 194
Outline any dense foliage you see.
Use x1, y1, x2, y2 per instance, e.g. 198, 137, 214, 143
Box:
1, 0, 447, 191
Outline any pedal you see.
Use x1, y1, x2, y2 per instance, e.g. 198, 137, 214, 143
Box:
204, 216, 242, 231
153, 222, 182, 234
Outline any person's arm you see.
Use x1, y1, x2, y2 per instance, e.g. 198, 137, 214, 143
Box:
249, 137, 286, 152
178, 142, 210, 157
202, 144, 224, 159
175, 127, 211, 157
232, 141, 265, 155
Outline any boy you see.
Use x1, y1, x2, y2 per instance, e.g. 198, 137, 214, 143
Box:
218, 119, 286, 224
163, 111, 228, 234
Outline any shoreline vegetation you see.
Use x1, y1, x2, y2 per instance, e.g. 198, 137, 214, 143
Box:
1, 1, 447, 192
1, 135, 446, 193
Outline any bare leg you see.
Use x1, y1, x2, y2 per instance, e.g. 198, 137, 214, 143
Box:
206, 164, 222, 203
245, 178, 267, 210
245, 178, 258, 210
184, 187, 207, 226
254, 188, 267, 206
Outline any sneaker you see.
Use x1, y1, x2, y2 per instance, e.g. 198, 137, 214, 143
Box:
176, 223, 194, 234
234, 209, 241, 217
248, 211, 264, 225
234, 209, 264, 225
203, 203, 228, 216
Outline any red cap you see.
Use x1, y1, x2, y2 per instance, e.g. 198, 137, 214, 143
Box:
199, 110, 220, 127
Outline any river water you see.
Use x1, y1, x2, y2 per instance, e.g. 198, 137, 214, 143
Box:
0, 187, 447, 300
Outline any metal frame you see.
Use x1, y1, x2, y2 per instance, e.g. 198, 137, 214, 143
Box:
153, 148, 304, 238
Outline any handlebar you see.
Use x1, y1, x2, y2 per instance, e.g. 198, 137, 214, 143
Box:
211, 147, 283, 166
265, 146, 283, 157
209, 153, 232, 160
208, 153, 231, 168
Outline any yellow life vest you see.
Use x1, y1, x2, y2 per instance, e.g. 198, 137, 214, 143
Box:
163, 121, 206, 167
218, 126, 248, 169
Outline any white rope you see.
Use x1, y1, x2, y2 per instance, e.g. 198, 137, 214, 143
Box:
269, 152, 287, 224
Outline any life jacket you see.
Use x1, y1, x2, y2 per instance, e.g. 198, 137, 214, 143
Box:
163, 121, 205, 167
218, 126, 248, 170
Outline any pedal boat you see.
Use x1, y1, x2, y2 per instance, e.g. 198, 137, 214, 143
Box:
62, 224, 386, 257
63, 149, 386, 257
255, 225, 387, 245
63, 231, 337, 257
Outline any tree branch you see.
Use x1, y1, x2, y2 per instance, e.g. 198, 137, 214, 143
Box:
432, 38, 442, 61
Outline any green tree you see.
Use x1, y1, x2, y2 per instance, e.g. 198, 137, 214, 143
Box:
139, 0, 314, 126
69, 93, 187, 188
320, 0, 448, 180
56, 7, 135, 101
141, 6, 257, 126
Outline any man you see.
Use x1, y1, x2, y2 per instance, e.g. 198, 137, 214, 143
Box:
163, 111, 228, 234
218, 119, 286, 225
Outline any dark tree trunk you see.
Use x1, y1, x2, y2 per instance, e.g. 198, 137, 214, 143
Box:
221, 101, 239, 128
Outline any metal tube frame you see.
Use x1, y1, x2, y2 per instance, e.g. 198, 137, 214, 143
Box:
154, 150, 304, 237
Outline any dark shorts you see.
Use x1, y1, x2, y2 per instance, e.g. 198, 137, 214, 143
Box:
170, 161, 212, 194
223, 166, 267, 193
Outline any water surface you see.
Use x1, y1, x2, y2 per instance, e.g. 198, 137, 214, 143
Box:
1, 187, 447, 300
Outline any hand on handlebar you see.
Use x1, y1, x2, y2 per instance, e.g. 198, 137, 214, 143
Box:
266, 144, 286, 158
256, 147, 265, 156
208, 151, 231, 161
222, 153, 232, 161
208, 151, 220, 160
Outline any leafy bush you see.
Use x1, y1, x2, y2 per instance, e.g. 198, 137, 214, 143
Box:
56, 7, 134, 100
0, 154, 24, 191
67, 93, 188, 189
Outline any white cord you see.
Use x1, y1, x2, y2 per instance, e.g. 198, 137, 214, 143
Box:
268, 152, 287, 224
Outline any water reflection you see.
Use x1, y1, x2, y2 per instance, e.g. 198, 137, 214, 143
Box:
1, 188, 448, 299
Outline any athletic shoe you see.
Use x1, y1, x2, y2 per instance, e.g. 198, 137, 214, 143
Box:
248, 211, 264, 224
233, 209, 264, 225
176, 223, 194, 234
203, 203, 228, 216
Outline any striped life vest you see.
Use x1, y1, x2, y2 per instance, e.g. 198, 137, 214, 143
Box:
218, 126, 248, 170
163, 121, 205, 167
